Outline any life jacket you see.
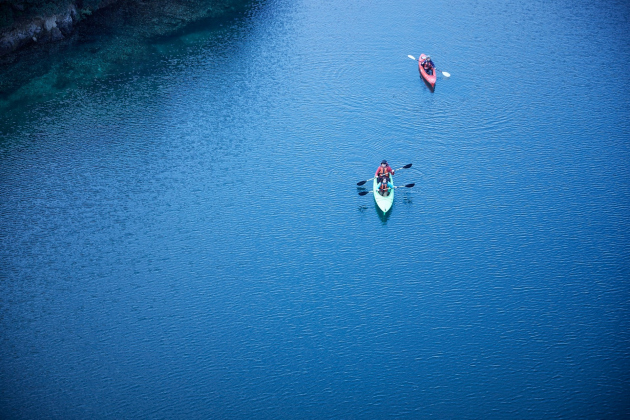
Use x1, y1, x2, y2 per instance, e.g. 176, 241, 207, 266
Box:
379, 179, 389, 196
376, 165, 391, 177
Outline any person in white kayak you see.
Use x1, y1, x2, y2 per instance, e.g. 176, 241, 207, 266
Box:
375, 159, 395, 179
378, 175, 393, 196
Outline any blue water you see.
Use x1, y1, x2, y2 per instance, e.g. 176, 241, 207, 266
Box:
1, 0, 629, 418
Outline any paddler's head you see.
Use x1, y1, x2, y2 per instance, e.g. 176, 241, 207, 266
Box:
381, 159, 388, 167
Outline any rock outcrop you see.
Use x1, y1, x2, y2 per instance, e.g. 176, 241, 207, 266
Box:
0, 0, 251, 57
0, 0, 253, 99
0, 5, 78, 56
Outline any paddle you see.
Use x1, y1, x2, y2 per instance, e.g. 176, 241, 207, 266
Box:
407, 55, 451, 77
356, 163, 412, 186
358, 183, 415, 196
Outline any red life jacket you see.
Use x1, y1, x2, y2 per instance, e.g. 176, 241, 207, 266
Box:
376, 165, 392, 177
379, 179, 389, 195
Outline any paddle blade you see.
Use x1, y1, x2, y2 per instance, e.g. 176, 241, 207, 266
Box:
408, 55, 416, 61
402, 163, 412, 169
358, 191, 370, 196
404, 183, 415, 188
442, 71, 451, 77
356, 180, 367, 186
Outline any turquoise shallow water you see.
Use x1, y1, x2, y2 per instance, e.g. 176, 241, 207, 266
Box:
1, 0, 629, 418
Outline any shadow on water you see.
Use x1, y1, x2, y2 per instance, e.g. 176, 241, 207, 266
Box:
358, 186, 394, 224
420, 75, 435, 92
375, 200, 392, 224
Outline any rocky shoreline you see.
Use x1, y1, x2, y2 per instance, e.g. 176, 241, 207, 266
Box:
0, 0, 252, 57
0, 4, 78, 56
0, 1, 138, 57
0, 0, 254, 100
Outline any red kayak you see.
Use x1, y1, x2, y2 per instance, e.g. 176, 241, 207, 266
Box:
418, 54, 437, 89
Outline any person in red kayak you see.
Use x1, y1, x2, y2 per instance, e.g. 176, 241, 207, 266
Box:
375, 160, 395, 179
421, 55, 435, 76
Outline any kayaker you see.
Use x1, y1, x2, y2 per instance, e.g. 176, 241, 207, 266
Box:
422, 55, 435, 76
378, 176, 393, 196
375, 160, 395, 178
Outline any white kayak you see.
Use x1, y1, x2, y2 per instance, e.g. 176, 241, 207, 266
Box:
373, 175, 394, 213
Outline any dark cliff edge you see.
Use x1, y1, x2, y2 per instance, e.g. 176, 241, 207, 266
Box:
0, 0, 255, 101
0, 0, 252, 57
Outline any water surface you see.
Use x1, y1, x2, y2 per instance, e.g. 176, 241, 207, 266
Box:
1, 0, 629, 418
